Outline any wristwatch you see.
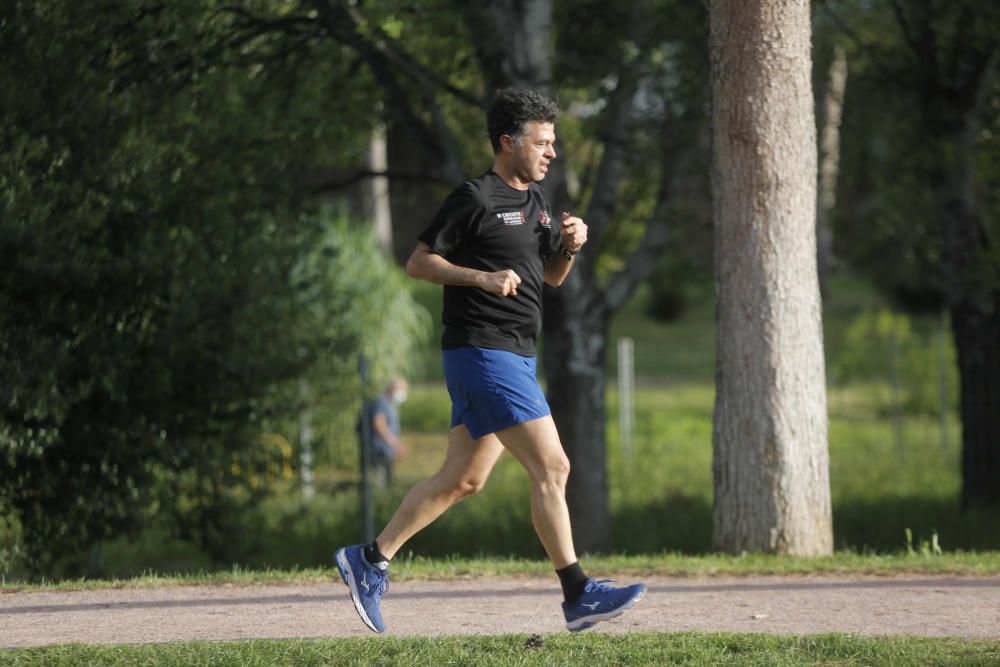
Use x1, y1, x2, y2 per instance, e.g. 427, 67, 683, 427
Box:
561, 246, 576, 261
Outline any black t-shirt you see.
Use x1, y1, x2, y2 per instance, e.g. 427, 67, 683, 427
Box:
417, 170, 562, 356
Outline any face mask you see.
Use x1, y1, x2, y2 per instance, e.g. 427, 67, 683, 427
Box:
393, 390, 408, 404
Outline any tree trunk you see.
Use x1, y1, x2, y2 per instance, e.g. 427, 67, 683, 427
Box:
542, 290, 611, 553
954, 301, 1000, 507
363, 124, 393, 257
816, 44, 847, 299
709, 0, 833, 555
933, 112, 1000, 508
878, 2, 1000, 509
386, 121, 446, 264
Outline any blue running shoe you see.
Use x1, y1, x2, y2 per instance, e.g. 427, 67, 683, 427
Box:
562, 578, 647, 632
334, 544, 388, 633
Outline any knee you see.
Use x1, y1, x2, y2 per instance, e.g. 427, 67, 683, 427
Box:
450, 475, 488, 502
537, 454, 571, 492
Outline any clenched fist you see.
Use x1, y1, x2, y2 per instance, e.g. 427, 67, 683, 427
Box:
479, 269, 522, 296
560, 212, 588, 253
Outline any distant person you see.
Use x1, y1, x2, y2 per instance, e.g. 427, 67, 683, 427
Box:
334, 88, 646, 634
369, 378, 409, 486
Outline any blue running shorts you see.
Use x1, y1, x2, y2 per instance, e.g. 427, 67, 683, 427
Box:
442, 345, 551, 440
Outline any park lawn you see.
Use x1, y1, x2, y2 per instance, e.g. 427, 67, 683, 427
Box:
5, 550, 999, 593
38, 378, 992, 583
7, 273, 989, 583
3, 633, 998, 666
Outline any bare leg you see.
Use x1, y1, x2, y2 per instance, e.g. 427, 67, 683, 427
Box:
376, 424, 504, 559
494, 416, 578, 569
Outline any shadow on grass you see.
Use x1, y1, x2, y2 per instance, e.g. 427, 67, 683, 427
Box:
86, 488, 1000, 579
611, 493, 1000, 555
833, 496, 1000, 552
612, 493, 714, 554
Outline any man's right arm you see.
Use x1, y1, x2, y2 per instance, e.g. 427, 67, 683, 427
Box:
372, 412, 407, 456
406, 242, 521, 296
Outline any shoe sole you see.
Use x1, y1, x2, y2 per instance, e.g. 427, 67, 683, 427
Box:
566, 586, 647, 632
335, 548, 383, 633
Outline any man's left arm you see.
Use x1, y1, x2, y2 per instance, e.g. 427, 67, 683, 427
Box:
544, 212, 588, 287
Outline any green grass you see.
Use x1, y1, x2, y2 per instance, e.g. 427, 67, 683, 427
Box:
34, 377, 992, 582
7, 272, 994, 582
3, 633, 998, 666
5, 550, 999, 593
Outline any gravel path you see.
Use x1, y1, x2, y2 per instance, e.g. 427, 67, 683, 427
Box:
3, 575, 999, 647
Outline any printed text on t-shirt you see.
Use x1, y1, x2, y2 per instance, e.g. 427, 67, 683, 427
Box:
496, 210, 526, 226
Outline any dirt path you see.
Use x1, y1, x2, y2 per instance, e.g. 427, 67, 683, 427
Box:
3, 575, 999, 647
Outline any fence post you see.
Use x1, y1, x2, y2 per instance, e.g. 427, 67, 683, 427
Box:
298, 379, 315, 501
937, 309, 951, 454
358, 356, 374, 544
618, 337, 635, 467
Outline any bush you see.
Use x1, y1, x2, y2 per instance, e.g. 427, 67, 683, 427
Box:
832, 308, 958, 415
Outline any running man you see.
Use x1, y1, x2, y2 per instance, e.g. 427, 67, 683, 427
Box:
335, 88, 646, 633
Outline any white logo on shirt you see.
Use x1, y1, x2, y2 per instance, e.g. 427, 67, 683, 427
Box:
496, 211, 525, 226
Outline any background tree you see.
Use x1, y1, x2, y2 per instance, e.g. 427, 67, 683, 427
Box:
708, 0, 833, 554
0, 1, 426, 575
823, 0, 999, 507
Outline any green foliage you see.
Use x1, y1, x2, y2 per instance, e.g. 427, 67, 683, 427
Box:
833, 309, 958, 415
55, 380, 996, 579
905, 528, 943, 558
285, 211, 430, 469
824, 0, 1000, 313
0, 1, 427, 578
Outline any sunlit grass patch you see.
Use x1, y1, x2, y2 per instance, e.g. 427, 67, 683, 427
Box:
3, 632, 998, 666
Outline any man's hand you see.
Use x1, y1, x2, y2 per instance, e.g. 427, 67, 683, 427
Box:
479, 269, 522, 296
560, 212, 588, 253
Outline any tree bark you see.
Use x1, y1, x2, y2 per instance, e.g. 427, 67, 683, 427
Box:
709, 0, 833, 555
364, 125, 393, 257
816, 44, 847, 299
954, 301, 1000, 507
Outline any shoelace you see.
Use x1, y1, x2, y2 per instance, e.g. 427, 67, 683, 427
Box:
584, 578, 617, 594
370, 568, 390, 596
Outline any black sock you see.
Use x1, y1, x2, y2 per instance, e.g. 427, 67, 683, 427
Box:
363, 541, 390, 571
556, 562, 589, 603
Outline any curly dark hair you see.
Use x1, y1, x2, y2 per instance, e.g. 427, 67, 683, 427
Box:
486, 88, 560, 154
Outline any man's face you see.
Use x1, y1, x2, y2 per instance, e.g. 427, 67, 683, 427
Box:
508, 121, 556, 183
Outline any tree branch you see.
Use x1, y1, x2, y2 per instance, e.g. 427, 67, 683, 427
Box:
581, 3, 651, 279
309, 0, 467, 184
603, 103, 706, 313
339, 1, 485, 109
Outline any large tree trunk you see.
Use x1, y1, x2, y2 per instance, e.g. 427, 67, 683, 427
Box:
542, 290, 611, 552
954, 301, 1000, 507
876, 2, 1000, 509
709, 0, 833, 555
363, 125, 393, 256
934, 112, 1000, 508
